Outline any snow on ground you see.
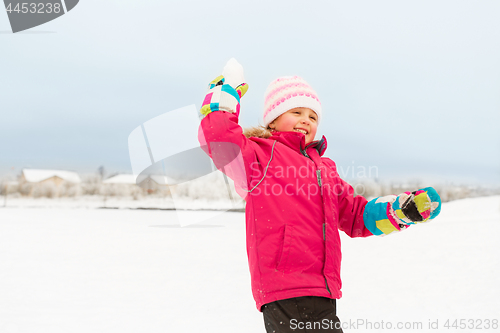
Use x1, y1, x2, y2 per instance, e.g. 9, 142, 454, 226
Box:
0, 196, 499, 332
1, 195, 243, 211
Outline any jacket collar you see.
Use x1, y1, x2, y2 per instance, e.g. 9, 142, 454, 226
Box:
269, 131, 328, 157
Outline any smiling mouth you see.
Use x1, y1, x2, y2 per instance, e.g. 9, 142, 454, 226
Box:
293, 128, 308, 135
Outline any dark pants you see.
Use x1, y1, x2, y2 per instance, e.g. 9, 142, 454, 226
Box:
262, 296, 344, 333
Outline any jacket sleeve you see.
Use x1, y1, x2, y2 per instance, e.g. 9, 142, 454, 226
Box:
336, 177, 374, 238
323, 158, 422, 237
198, 110, 257, 196
324, 157, 422, 237
321, 158, 373, 238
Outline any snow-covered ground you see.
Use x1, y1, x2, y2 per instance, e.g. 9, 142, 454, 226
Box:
0, 196, 499, 332
1, 195, 244, 211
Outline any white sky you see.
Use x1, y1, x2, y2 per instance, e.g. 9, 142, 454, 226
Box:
1, 0, 499, 185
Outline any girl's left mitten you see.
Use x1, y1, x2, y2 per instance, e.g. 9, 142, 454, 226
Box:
390, 187, 442, 225
363, 187, 442, 236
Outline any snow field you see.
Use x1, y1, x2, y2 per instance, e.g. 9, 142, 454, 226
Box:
0, 196, 499, 332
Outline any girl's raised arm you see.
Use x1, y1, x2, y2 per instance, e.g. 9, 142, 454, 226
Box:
197, 59, 255, 195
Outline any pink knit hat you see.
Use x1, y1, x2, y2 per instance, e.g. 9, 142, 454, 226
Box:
263, 76, 322, 128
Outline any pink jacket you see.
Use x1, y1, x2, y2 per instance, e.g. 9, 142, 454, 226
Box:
198, 111, 373, 311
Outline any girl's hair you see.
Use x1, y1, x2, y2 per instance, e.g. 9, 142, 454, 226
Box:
243, 125, 273, 139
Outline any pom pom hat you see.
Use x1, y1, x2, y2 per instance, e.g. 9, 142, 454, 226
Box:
263, 76, 322, 128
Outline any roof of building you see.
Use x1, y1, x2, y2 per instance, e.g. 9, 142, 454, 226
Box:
22, 169, 81, 183
103, 174, 138, 184
103, 174, 174, 185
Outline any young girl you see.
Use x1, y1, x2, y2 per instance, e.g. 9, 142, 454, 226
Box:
198, 59, 441, 333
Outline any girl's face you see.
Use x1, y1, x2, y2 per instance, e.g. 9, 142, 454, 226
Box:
269, 107, 318, 144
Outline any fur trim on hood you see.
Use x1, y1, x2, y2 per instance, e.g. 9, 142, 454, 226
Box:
243, 126, 273, 139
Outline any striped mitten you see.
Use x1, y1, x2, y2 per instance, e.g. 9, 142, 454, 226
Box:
200, 58, 249, 117
363, 187, 442, 236
391, 187, 442, 225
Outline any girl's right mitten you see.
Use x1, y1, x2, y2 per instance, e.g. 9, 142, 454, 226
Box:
200, 58, 249, 117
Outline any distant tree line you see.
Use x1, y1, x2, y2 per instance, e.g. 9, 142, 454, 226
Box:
0, 172, 498, 203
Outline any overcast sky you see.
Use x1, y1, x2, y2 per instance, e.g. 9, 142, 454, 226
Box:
1, 0, 499, 185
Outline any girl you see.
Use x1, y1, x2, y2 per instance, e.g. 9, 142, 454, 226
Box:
198, 59, 441, 333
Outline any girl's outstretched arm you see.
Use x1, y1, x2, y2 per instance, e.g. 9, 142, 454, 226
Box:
323, 160, 442, 237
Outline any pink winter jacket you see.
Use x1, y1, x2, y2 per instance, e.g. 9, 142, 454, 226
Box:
198, 111, 374, 311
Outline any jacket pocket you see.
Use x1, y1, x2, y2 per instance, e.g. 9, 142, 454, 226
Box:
276, 224, 294, 272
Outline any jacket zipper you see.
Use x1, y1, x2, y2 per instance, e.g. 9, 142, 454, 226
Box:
316, 169, 323, 195
303, 142, 330, 294
300, 140, 317, 158
323, 223, 331, 294
301, 146, 322, 192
